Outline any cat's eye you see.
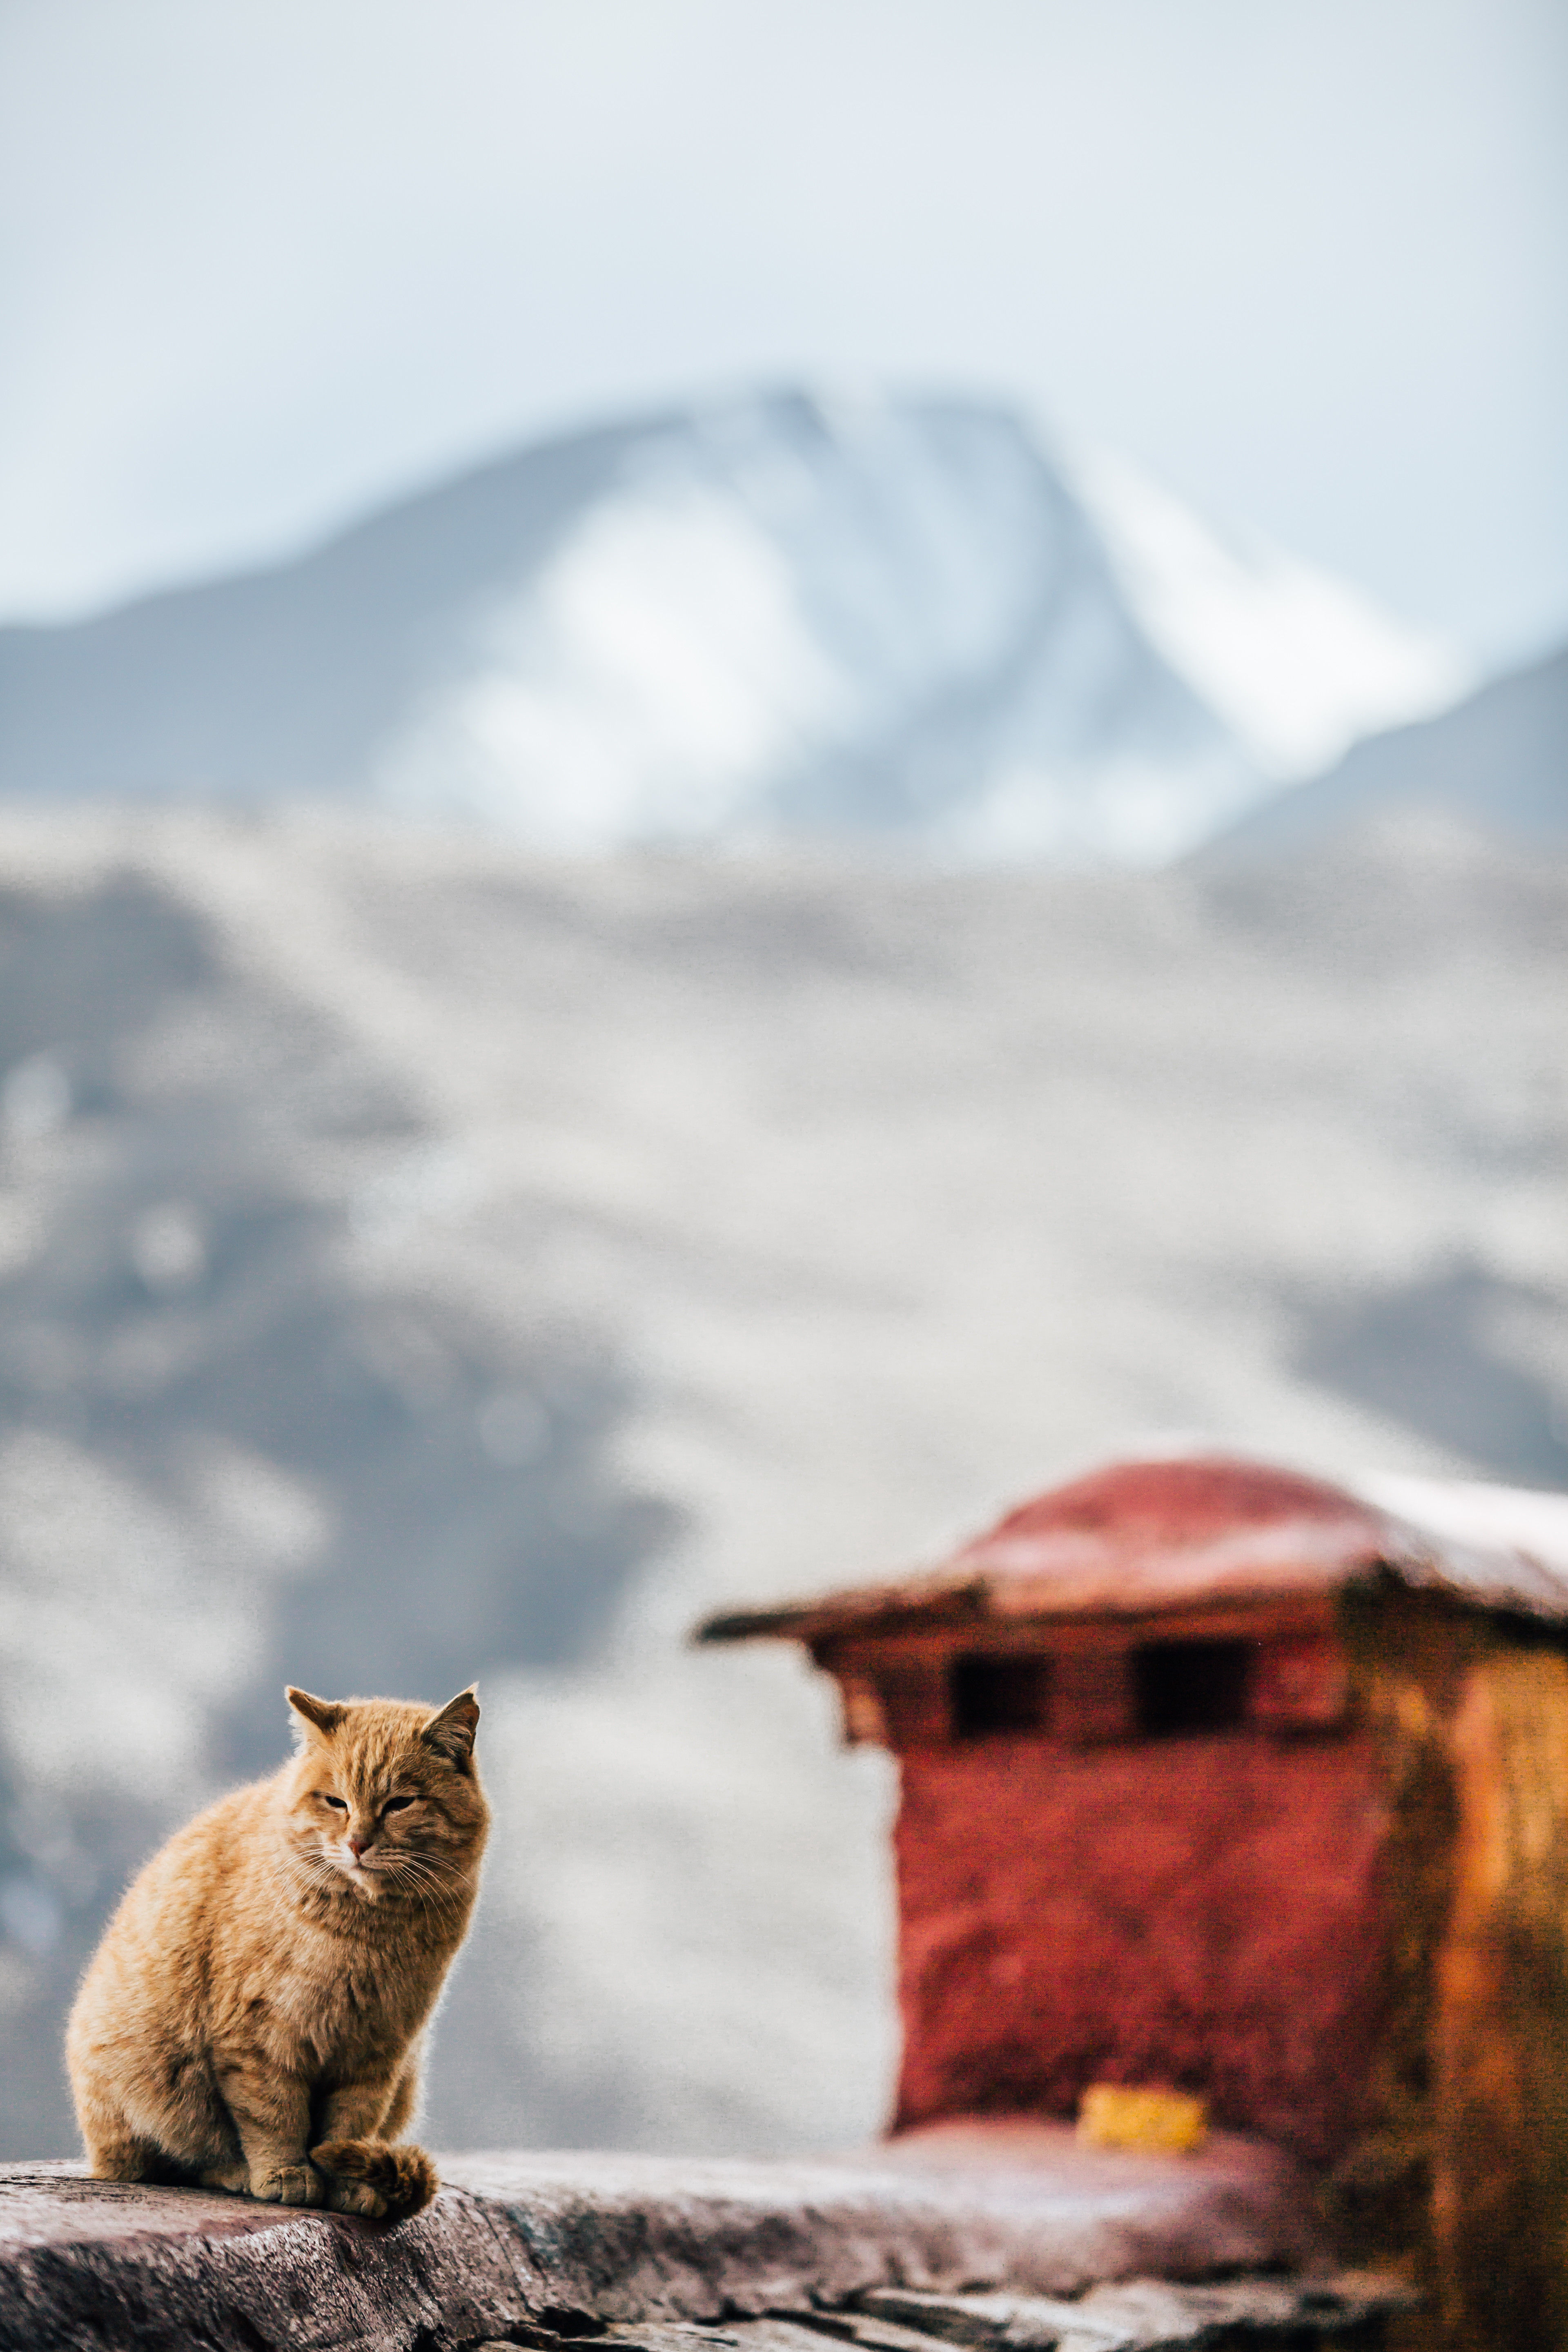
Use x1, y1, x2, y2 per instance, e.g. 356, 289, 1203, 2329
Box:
382, 1796, 415, 1814
318, 1793, 348, 1811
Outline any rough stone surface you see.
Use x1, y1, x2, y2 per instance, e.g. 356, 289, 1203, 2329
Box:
851, 2280, 1410, 2349
0, 2135, 1326, 2352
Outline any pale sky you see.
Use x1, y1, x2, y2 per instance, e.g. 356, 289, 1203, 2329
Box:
2, 0, 1564, 664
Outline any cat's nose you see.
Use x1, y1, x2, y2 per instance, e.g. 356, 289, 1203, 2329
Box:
348, 1834, 370, 1858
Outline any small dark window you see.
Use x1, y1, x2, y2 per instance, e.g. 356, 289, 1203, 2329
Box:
949, 1653, 1051, 1738
1134, 1639, 1252, 1736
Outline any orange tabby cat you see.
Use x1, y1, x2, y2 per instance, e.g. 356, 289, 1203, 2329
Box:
67, 1684, 488, 2221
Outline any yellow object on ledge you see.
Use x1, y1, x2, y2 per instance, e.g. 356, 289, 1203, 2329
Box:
1078, 2082, 1209, 2154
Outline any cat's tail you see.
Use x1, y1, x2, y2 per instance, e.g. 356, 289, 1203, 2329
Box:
311, 2136, 439, 2221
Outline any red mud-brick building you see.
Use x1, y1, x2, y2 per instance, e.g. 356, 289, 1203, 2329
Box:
699, 1452, 1568, 2350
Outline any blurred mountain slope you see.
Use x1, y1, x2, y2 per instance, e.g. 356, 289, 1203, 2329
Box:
1204, 641, 1568, 856
0, 810, 1561, 2161
0, 391, 1460, 863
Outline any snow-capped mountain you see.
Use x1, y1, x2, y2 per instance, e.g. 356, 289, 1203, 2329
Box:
0, 389, 1463, 863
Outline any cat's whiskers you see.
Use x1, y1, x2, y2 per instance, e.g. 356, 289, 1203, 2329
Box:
381, 1850, 455, 1900
260, 1838, 367, 1924
274, 1831, 462, 1927
267, 1851, 340, 1913
378, 1851, 471, 1929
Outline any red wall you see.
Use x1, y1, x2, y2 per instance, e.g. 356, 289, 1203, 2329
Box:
893, 1730, 1390, 2163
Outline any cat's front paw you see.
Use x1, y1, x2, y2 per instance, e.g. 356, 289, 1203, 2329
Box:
250, 2162, 325, 2207
312, 2136, 439, 2221
324, 2175, 388, 2218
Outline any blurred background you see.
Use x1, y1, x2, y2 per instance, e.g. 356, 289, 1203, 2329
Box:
0, 0, 1564, 2161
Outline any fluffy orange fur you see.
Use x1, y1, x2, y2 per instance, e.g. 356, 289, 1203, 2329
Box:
66, 1684, 488, 2221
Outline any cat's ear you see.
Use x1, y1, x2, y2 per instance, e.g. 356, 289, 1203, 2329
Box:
287, 1687, 345, 1744
422, 1686, 479, 1771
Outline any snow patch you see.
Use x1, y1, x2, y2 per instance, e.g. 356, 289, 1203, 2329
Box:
1077, 447, 1470, 777
385, 479, 847, 846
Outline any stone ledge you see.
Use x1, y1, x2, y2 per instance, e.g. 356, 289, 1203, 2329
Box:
0, 2129, 1380, 2352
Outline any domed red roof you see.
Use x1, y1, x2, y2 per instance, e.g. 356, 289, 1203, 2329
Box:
697, 1452, 1568, 1644
973, 1456, 1369, 1552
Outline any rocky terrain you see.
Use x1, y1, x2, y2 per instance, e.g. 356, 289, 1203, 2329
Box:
0, 2136, 1397, 2352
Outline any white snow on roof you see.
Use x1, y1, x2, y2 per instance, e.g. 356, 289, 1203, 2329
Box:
1356, 1470, 1568, 1592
